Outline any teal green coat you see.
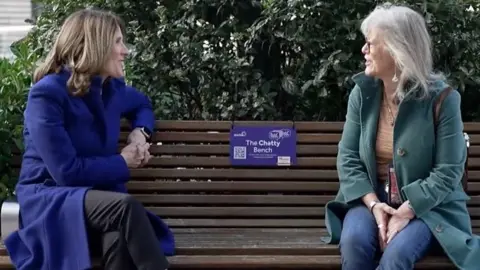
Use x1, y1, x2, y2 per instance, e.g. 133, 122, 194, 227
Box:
323, 72, 480, 270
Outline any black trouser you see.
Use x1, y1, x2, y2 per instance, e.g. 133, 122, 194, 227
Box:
84, 190, 169, 270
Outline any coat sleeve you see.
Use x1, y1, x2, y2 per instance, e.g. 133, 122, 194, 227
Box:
25, 83, 131, 187
401, 90, 467, 217
121, 85, 155, 132
337, 85, 375, 203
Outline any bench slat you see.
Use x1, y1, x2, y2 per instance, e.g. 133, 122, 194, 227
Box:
128, 169, 480, 182
121, 120, 480, 134
147, 144, 340, 156
164, 218, 326, 228
150, 121, 346, 132
172, 228, 480, 256
126, 181, 338, 192
135, 194, 480, 206
174, 228, 331, 255
147, 206, 324, 217
136, 194, 329, 205
121, 132, 480, 145
146, 156, 480, 168
167, 255, 455, 269
163, 218, 480, 228
145, 206, 480, 218
11, 156, 336, 168
126, 180, 480, 192
146, 157, 337, 168
120, 132, 345, 144
147, 157, 480, 168
147, 144, 480, 157
130, 168, 339, 179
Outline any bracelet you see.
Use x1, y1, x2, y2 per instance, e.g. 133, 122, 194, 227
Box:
407, 201, 413, 209
369, 200, 380, 213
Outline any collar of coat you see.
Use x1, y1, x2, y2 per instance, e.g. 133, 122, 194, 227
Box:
350, 71, 450, 104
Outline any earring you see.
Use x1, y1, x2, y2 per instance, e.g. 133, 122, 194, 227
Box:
392, 72, 398, 82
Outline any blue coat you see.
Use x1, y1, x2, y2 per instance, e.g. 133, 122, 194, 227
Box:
4, 68, 175, 270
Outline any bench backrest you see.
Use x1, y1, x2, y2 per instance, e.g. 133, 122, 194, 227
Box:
122, 121, 480, 230
11, 121, 480, 230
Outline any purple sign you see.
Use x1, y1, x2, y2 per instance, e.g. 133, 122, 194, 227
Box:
229, 126, 297, 166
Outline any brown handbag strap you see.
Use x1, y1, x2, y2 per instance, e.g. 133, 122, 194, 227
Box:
433, 87, 453, 127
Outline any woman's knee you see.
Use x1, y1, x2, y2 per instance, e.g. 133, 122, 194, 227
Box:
114, 194, 148, 222
340, 205, 378, 251
378, 219, 432, 269
119, 194, 142, 210
378, 244, 415, 270
340, 228, 377, 252
340, 206, 378, 269
85, 190, 141, 209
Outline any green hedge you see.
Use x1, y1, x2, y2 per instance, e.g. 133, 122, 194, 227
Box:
0, 43, 39, 198
24, 0, 480, 121
1, 0, 480, 199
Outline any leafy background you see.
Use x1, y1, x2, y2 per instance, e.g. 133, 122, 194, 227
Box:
1, 0, 480, 199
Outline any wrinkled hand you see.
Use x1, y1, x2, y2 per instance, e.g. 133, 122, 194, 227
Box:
371, 202, 396, 250
137, 142, 151, 167
395, 200, 415, 220
121, 142, 151, 168
386, 215, 410, 244
127, 128, 147, 145
385, 201, 415, 244
126, 128, 151, 167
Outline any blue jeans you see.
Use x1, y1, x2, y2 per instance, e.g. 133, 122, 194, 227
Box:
339, 184, 433, 270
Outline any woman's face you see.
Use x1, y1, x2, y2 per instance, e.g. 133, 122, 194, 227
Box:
102, 26, 129, 78
361, 30, 396, 79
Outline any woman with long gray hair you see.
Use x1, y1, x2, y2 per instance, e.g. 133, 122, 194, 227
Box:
323, 3, 480, 270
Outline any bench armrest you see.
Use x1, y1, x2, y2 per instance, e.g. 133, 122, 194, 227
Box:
1, 197, 20, 242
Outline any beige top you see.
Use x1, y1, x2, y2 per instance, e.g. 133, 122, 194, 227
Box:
376, 94, 398, 182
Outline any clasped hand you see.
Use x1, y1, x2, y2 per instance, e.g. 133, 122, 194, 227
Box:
371, 201, 415, 250
121, 142, 151, 168
121, 129, 151, 168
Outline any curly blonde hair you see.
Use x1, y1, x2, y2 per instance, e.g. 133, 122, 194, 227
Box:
34, 8, 125, 96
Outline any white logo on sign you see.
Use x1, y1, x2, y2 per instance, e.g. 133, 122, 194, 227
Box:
268, 129, 292, 140
233, 131, 247, 137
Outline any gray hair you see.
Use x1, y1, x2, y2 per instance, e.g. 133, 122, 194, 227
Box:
360, 3, 444, 101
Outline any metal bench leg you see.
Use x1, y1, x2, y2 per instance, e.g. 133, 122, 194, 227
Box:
1, 197, 20, 243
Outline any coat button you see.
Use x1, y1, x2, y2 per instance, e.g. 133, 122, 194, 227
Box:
397, 148, 406, 157
435, 224, 443, 233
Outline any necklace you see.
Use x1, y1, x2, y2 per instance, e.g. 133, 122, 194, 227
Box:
384, 92, 396, 126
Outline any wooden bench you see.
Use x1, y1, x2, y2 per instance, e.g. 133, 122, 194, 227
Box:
1, 120, 480, 269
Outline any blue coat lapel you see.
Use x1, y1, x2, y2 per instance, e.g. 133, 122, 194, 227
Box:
81, 76, 108, 144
